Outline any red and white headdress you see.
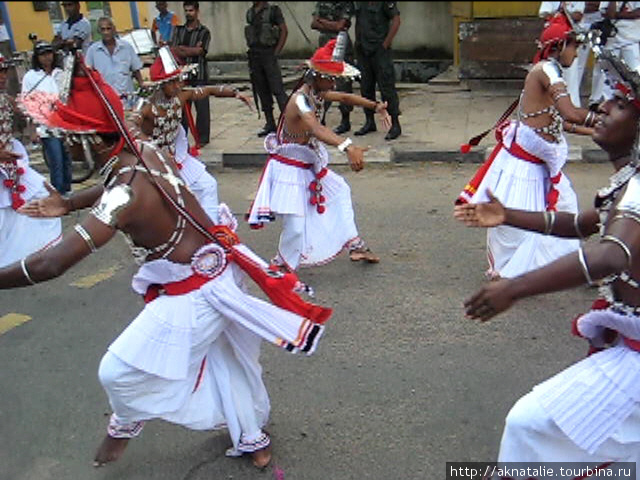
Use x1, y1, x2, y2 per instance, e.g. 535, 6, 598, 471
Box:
534, 12, 577, 63
305, 33, 359, 79
146, 46, 198, 87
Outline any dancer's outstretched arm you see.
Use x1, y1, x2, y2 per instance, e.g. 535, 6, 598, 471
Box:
453, 190, 600, 239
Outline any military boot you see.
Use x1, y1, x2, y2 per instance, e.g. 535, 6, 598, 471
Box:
354, 113, 376, 136
384, 115, 401, 140
333, 112, 351, 135
257, 111, 277, 137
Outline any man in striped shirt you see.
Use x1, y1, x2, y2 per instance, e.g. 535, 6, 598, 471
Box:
171, 1, 211, 145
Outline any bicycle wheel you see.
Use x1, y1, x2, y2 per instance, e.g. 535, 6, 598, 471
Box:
71, 155, 95, 183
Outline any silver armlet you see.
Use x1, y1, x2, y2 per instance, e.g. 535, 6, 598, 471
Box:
21, 257, 36, 285
578, 247, 594, 286
543, 211, 556, 235
91, 184, 134, 228
295, 93, 314, 114
74, 224, 98, 253
553, 91, 570, 102
601, 234, 633, 268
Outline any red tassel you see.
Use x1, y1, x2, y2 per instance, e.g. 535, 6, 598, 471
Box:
317, 205, 326, 214
11, 197, 24, 210
188, 145, 200, 157
460, 144, 471, 154
16, 184, 25, 193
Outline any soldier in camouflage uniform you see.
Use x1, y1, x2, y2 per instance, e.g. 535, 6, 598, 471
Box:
311, 1, 355, 134
245, 2, 289, 137
353, 1, 401, 140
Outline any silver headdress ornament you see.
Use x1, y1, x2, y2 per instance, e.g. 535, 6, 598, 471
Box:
158, 45, 180, 77
332, 31, 348, 63
561, 6, 588, 44
59, 51, 76, 104
138, 46, 198, 95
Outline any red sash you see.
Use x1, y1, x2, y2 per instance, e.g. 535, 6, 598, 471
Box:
142, 225, 332, 325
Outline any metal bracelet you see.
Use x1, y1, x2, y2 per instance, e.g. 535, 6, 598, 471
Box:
573, 212, 585, 239
601, 234, 633, 268
337, 137, 353, 153
21, 257, 36, 285
74, 224, 97, 253
543, 211, 555, 235
578, 247, 595, 286
583, 110, 596, 127
612, 212, 640, 227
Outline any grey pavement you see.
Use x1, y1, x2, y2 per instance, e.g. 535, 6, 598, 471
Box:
194, 68, 604, 169
0, 162, 608, 480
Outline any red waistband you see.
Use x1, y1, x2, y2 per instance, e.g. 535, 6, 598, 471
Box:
504, 140, 544, 165
144, 273, 212, 303
270, 153, 313, 169
143, 225, 238, 303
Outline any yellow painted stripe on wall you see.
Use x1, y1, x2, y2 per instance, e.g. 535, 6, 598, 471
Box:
0, 313, 31, 335
71, 265, 120, 288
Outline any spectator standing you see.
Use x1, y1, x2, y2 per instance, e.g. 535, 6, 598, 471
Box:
151, 1, 179, 46
570, 2, 605, 109
599, 2, 640, 100
21, 41, 72, 195
311, 1, 355, 134
85, 17, 143, 110
245, 2, 288, 137
53, 1, 92, 54
353, 1, 401, 140
171, 1, 211, 145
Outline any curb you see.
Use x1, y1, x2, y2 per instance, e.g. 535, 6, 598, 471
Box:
215, 147, 609, 168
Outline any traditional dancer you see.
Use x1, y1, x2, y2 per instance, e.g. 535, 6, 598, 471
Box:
15, 53, 332, 470
129, 46, 253, 223
455, 12, 597, 280
0, 54, 61, 267
247, 35, 390, 271
458, 49, 640, 477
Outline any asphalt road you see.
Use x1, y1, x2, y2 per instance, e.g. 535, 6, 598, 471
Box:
0, 161, 610, 480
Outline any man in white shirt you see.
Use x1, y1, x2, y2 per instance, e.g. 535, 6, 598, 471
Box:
599, 1, 640, 99
85, 17, 143, 109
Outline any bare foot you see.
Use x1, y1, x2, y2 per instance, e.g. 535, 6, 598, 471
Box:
251, 445, 272, 469
349, 247, 380, 264
93, 435, 130, 467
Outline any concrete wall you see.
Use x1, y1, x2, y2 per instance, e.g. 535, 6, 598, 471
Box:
5, 1, 150, 52
151, 1, 453, 59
